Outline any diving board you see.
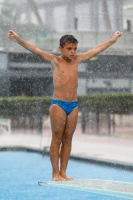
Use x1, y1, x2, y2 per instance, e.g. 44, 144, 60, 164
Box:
38, 178, 133, 199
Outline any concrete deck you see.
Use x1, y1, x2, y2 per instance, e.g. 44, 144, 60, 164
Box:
0, 125, 133, 170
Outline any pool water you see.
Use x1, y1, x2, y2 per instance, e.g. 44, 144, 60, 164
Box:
0, 151, 133, 200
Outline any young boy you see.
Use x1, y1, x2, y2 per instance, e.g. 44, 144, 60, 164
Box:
8, 30, 122, 181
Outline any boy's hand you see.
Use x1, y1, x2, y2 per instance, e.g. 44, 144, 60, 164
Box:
113, 31, 122, 42
8, 30, 19, 43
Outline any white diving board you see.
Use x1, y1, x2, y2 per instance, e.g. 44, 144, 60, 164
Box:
38, 178, 133, 199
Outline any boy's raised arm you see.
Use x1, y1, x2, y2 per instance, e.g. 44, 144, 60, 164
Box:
77, 31, 122, 62
8, 30, 55, 62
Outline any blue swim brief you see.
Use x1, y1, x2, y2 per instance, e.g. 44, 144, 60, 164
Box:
51, 99, 78, 115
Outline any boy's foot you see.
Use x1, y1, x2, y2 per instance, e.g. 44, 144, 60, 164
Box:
52, 173, 65, 181
60, 172, 74, 180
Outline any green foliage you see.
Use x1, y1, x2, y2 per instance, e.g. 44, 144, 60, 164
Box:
0, 96, 51, 117
0, 94, 133, 118
78, 93, 133, 114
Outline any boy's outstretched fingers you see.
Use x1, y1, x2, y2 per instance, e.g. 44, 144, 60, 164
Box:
113, 31, 122, 42
8, 30, 13, 39
8, 30, 12, 35
8, 30, 18, 42
116, 31, 122, 37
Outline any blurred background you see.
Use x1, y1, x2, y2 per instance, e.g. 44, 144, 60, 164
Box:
0, 0, 133, 135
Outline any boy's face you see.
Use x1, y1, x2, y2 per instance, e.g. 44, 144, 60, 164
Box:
59, 42, 78, 61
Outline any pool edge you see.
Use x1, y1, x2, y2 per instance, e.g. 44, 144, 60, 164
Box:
0, 146, 133, 172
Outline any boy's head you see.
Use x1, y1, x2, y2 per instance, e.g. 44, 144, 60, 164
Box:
60, 35, 78, 47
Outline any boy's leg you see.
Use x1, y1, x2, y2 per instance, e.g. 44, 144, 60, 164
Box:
60, 107, 78, 180
49, 104, 67, 181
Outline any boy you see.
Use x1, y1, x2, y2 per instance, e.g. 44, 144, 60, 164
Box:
8, 30, 122, 181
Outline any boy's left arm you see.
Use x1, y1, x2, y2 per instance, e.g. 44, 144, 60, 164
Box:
77, 31, 122, 62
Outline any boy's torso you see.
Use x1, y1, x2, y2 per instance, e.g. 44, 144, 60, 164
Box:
51, 56, 79, 102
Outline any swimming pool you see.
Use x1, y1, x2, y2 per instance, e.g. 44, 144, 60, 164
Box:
0, 151, 133, 200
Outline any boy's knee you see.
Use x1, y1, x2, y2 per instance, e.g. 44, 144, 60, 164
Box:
63, 136, 72, 145
54, 137, 62, 145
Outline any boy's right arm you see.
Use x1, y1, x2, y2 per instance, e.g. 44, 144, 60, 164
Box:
8, 30, 55, 62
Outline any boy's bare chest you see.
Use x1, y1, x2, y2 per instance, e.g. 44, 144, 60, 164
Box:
55, 63, 78, 77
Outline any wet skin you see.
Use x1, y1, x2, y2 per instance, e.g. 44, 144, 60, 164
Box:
52, 43, 79, 102
50, 43, 79, 180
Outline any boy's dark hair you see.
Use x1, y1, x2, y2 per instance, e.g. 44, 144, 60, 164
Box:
60, 35, 78, 47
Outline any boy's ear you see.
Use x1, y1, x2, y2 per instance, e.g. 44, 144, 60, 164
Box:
59, 46, 63, 53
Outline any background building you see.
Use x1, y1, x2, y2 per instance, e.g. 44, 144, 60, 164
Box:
0, 0, 133, 96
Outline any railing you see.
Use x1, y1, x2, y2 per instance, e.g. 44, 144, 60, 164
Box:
0, 119, 11, 134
